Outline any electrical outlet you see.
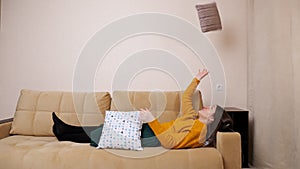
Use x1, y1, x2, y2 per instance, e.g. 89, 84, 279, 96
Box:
216, 84, 224, 92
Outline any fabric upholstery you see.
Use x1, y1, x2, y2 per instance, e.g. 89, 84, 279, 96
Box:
10, 90, 111, 136
98, 111, 143, 150
0, 122, 12, 139
1, 90, 242, 169
110, 90, 203, 123
217, 132, 241, 169
0, 135, 223, 169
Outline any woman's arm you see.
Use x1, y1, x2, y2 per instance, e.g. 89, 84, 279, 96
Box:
181, 69, 209, 116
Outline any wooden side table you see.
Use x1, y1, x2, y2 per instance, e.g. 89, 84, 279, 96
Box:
224, 107, 249, 168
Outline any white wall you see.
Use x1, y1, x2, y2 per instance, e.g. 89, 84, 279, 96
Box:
248, 0, 300, 168
0, 0, 248, 120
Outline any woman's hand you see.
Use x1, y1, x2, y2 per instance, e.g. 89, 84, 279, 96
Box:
140, 108, 155, 123
195, 69, 209, 81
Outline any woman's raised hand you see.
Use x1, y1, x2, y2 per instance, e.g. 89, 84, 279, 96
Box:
195, 69, 209, 81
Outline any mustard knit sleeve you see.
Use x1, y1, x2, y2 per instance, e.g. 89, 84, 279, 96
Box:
181, 78, 200, 117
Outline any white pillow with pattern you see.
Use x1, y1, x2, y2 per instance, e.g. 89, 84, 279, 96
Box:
97, 111, 143, 151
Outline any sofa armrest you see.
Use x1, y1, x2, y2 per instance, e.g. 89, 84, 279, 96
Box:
216, 132, 241, 169
0, 118, 13, 139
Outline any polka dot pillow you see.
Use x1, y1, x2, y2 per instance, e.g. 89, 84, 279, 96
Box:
97, 111, 143, 151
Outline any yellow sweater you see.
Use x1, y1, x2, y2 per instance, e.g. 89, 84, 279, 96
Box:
148, 78, 206, 149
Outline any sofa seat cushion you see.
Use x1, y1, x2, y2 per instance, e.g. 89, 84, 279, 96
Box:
0, 136, 223, 169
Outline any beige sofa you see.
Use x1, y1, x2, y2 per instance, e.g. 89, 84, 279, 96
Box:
0, 89, 241, 169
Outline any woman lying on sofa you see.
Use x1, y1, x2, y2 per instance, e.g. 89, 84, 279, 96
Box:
52, 69, 225, 148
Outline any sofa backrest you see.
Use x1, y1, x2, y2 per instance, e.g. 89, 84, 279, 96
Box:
10, 90, 111, 136
10, 90, 203, 136
110, 91, 203, 123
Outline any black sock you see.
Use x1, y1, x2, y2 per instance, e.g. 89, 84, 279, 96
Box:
52, 112, 100, 143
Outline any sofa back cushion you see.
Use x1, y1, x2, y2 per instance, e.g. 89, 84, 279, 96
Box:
10, 90, 111, 136
110, 91, 203, 123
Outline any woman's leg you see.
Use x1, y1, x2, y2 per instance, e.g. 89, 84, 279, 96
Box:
141, 123, 161, 147
52, 112, 102, 143
52, 112, 161, 147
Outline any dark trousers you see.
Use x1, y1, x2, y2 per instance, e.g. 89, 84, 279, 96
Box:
52, 112, 161, 147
